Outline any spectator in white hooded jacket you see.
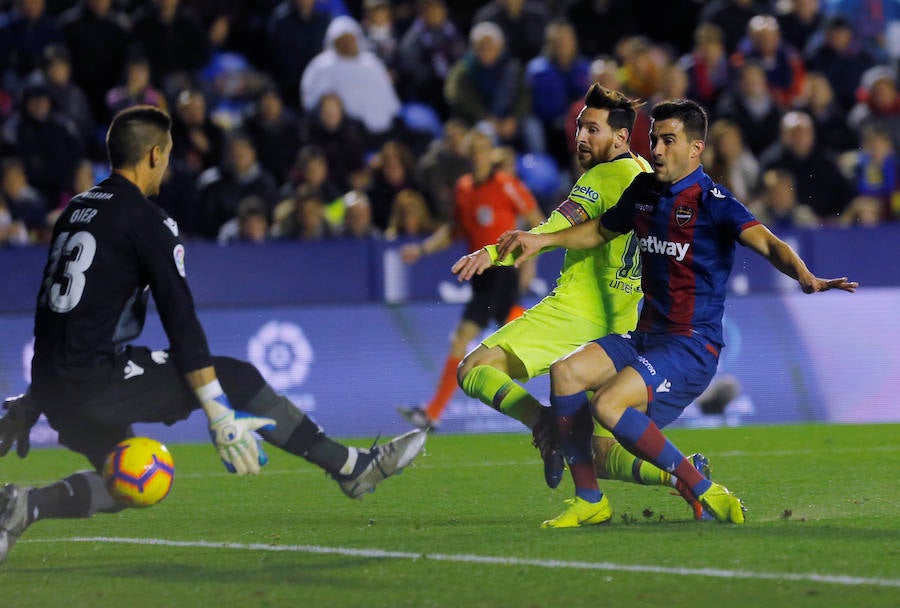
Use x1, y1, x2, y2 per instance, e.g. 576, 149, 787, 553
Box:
301, 15, 401, 142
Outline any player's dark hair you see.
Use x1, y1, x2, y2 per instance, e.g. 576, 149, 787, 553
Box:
583, 83, 642, 141
106, 105, 172, 169
650, 99, 708, 142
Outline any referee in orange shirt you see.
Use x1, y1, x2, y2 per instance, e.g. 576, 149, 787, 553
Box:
399, 129, 545, 429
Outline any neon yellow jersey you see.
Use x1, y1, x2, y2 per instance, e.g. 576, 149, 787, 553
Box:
491, 152, 651, 329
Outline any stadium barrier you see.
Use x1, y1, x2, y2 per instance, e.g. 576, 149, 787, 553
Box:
0, 224, 896, 442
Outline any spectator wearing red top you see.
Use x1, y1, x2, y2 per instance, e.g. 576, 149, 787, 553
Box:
848, 66, 900, 153
679, 23, 731, 109
731, 14, 806, 108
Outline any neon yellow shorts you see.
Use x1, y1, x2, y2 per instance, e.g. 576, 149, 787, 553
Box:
481, 300, 611, 381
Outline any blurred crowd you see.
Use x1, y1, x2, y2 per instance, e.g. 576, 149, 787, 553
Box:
1, 0, 899, 247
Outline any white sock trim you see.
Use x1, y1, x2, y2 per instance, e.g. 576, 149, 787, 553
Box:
339, 449, 359, 476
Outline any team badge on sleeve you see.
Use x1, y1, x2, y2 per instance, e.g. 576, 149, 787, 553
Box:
173, 244, 186, 277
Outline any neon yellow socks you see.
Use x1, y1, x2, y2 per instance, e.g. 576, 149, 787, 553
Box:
604, 441, 671, 486
460, 365, 541, 428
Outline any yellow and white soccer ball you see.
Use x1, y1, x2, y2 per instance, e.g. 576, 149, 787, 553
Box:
102, 437, 175, 507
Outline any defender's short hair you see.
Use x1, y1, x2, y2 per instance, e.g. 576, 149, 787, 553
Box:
650, 99, 708, 142
106, 105, 172, 169
583, 83, 642, 141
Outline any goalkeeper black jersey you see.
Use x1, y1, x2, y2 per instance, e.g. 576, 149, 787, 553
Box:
31, 173, 212, 405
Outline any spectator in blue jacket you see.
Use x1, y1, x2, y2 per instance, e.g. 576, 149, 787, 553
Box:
525, 19, 589, 167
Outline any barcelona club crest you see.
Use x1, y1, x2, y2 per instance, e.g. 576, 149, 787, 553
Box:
674, 205, 694, 227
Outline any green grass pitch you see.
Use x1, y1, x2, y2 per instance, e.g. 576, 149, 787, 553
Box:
1, 423, 898, 607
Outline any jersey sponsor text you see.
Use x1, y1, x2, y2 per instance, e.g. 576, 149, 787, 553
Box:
638, 235, 690, 261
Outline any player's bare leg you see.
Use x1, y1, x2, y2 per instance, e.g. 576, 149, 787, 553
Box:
591, 369, 743, 523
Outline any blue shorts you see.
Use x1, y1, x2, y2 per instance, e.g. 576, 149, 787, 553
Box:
594, 331, 719, 428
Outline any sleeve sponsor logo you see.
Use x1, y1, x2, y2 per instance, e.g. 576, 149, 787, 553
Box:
570, 184, 599, 201
79, 191, 113, 200
164, 217, 179, 237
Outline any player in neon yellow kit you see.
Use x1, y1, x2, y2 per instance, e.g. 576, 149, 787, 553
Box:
451, 85, 709, 518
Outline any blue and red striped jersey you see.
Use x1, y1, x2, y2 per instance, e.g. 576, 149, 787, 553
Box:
601, 166, 759, 349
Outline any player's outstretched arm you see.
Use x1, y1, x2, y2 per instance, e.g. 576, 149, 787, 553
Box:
188, 367, 276, 475
451, 207, 580, 281
497, 217, 613, 265
451, 248, 492, 282
739, 224, 858, 293
400, 224, 453, 264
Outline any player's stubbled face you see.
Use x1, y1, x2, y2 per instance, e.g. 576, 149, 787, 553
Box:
574, 107, 615, 170
649, 118, 695, 184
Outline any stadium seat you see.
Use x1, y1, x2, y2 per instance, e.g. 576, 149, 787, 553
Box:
201, 51, 251, 87
516, 152, 562, 201
399, 102, 444, 140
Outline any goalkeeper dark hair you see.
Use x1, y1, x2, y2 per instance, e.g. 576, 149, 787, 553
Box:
650, 99, 708, 143
583, 84, 642, 142
106, 105, 172, 169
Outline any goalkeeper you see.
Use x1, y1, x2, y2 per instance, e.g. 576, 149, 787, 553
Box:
452, 85, 707, 518
0, 106, 425, 566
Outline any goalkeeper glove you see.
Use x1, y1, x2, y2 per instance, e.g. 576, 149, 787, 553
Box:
199, 382, 276, 475
0, 392, 40, 458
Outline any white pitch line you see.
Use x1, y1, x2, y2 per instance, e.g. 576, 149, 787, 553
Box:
27, 536, 900, 589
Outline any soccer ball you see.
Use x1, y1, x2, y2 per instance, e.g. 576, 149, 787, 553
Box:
102, 437, 175, 507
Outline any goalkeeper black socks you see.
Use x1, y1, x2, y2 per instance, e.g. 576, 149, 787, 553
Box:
283, 415, 350, 475
243, 384, 352, 475
28, 471, 121, 523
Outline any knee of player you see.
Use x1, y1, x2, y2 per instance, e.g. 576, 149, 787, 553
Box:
590, 392, 621, 430
456, 357, 472, 387
549, 357, 580, 393
456, 357, 486, 392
